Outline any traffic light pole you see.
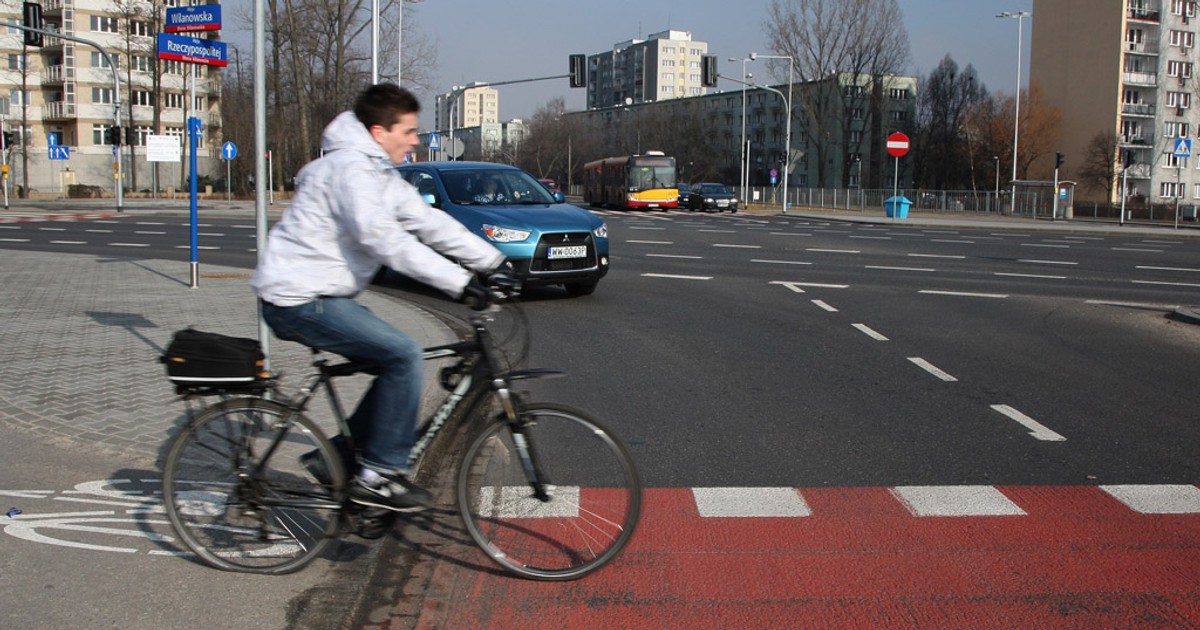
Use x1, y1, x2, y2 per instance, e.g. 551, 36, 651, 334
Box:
7, 19, 123, 211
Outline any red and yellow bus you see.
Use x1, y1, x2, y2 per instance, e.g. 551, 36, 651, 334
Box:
583, 152, 678, 210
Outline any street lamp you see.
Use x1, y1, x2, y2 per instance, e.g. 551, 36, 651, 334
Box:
751, 52, 794, 214
997, 10, 1029, 214
729, 57, 752, 205
993, 155, 1000, 213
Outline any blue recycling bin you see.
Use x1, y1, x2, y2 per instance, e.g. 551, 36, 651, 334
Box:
885, 195, 911, 219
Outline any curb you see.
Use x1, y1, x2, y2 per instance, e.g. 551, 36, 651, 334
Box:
1170, 306, 1200, 325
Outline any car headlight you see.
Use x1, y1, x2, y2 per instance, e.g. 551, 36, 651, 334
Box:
593, 223, 608, 239
705, 197, 715, 203
482, 224, 531, 243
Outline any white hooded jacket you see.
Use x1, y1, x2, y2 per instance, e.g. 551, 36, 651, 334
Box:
252, 111, 504, 306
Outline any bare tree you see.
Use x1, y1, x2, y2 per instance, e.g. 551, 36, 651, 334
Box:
1078, 131, 1120, 201
913, 55, 987, 190
764, 0, 910, 187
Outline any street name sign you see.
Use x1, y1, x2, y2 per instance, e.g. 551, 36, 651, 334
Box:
157, 33, 228, 68
164, 5, 221, 33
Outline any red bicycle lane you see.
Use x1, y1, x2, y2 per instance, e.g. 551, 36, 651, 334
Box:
378, 485, 1200, 629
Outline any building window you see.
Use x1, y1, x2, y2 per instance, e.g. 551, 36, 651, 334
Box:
92, 87, 115, 104
1170, 30, 1196, 48
9, 89, 29, 106
1160, 181, 1183, 198
889, 110, 907, 122
1168, 60, 1194, 78
889, 88, 909, 100
1167, 91, 1192, 108
163, 92, 184, 109
844, 85, 864, 97
92, 124, 119, 146
131, 90, 153, 106
1164, 121, 1190, 137
7, 53, 26, 71
131, 56, 151, 72
90, 52, 118, 68
90, 15, 119, 33
130, 20, 152, 37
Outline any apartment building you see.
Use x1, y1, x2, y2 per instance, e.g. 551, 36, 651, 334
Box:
586, 30, 709, 109
1032, 0, 1199, 203
435, 83, 499, 131
0, 0, 222, 197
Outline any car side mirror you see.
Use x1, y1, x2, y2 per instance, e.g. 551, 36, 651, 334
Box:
553, 191, 565, 203
422, 193, 439, 207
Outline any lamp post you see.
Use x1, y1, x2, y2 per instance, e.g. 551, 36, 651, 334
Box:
751, 52, 794, 214
724, 73, 792, 214
993, 155, 1000, 213
729, 57, 752, 205
997, 10, 1029, 214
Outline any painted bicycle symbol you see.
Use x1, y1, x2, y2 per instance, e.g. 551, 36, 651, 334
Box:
0, 478, 186, 556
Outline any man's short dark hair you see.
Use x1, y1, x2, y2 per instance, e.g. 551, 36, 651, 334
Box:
353, 83, 421, 130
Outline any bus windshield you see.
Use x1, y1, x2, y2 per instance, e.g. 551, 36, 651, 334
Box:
628, 162, 676, 191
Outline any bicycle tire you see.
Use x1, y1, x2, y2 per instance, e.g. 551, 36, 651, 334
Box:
456, 403, 642, 580
162, 397, 346, 574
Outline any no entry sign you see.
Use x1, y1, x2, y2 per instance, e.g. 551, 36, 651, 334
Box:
887, 132, 910, 158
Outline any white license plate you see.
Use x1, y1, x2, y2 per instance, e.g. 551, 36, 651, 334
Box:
717, 200, 729, 207
548, 245, 587, 259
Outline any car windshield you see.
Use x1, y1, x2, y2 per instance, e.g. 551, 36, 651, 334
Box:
700, 184, 730, 194
442, 168, 557, 205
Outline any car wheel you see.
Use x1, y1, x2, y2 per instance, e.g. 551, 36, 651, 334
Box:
564, 281, 598, 297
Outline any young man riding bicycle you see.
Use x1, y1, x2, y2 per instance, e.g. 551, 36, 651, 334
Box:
252, 83, 504, 512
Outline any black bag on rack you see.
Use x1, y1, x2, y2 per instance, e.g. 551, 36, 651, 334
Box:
162, 328, 267, 391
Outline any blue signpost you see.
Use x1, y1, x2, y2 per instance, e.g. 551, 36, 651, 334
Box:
159, 7, 223, 287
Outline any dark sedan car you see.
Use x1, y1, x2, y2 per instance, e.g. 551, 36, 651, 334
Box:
686, 182, 739, 212
397, 161, 609, 297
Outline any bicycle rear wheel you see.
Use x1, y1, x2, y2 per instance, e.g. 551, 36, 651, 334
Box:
162, 398, 346, 574
457, 403, 642, 580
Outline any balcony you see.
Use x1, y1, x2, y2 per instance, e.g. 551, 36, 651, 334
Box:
1121, 102, 1156, 117
1123, 71, 1158, 86
40, 64, 71, 85
43, 100, 75, 120
1128, 8, 1160, 22
1125, 41, 1160, 55
1120, 135, 1152, 146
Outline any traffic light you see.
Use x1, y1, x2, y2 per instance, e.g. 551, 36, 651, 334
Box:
1, 131, 15, 148
22, 2, 43, 47
125, 126, 137, 146
1054, 152, 1064, 170
701, 55, 718, 87
568, 54, 586, 88
105, 125, 122, 146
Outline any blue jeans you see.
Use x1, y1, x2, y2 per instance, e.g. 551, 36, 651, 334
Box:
260, 297, 422, 476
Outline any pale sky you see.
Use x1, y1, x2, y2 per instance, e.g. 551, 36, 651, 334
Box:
406, 0, 1034, 121
225, 0, 1035, 123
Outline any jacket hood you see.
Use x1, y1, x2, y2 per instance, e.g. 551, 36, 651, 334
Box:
320, 111, 389, 162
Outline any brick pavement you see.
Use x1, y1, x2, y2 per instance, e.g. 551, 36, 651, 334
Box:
0, 248, 455, 467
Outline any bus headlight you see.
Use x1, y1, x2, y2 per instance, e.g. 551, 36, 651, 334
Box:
483, 224, 531, 243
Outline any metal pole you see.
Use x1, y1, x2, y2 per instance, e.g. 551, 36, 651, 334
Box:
396, 0, 403, 84
370, 0, 379, 83
993, 156, 999, 213
1120, 166, 1128, 226
998, 11, 1029, 215
254, 0, 271, 369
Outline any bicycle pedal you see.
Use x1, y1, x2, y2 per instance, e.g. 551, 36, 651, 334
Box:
355, 507, 397, 540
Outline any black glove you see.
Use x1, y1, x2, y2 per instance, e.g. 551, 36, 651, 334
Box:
461, 275, 490, 311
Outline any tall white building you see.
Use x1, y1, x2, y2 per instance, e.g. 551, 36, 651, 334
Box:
0, 0, 222, 197
1032, 0, 1200, 204
435, 83, 499, 131
586, 30, 709, 109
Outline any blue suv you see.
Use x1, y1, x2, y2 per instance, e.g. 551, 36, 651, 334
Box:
397, 162, 609, 296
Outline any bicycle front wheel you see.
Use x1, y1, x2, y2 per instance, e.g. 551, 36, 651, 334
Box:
162, 398, 346, 574
457, 403, 642, 580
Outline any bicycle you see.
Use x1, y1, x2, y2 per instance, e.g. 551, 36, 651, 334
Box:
160, 282, 642, 580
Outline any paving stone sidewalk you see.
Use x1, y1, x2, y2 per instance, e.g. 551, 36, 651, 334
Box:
0, 249, 455, 466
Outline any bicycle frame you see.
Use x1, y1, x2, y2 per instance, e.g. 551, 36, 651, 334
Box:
272, 306, 562, 483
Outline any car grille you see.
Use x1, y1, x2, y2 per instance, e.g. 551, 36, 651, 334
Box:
531, 232, 596, 273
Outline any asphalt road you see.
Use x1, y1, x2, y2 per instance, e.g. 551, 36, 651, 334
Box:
3, 208, 1199, 626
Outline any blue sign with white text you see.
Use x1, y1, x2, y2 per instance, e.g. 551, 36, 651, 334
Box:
165, 5, 221, 33
157, 33, 228, 68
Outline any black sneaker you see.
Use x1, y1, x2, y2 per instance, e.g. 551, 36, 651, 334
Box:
299, 449, 334, 487
348, 473, 432, 512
